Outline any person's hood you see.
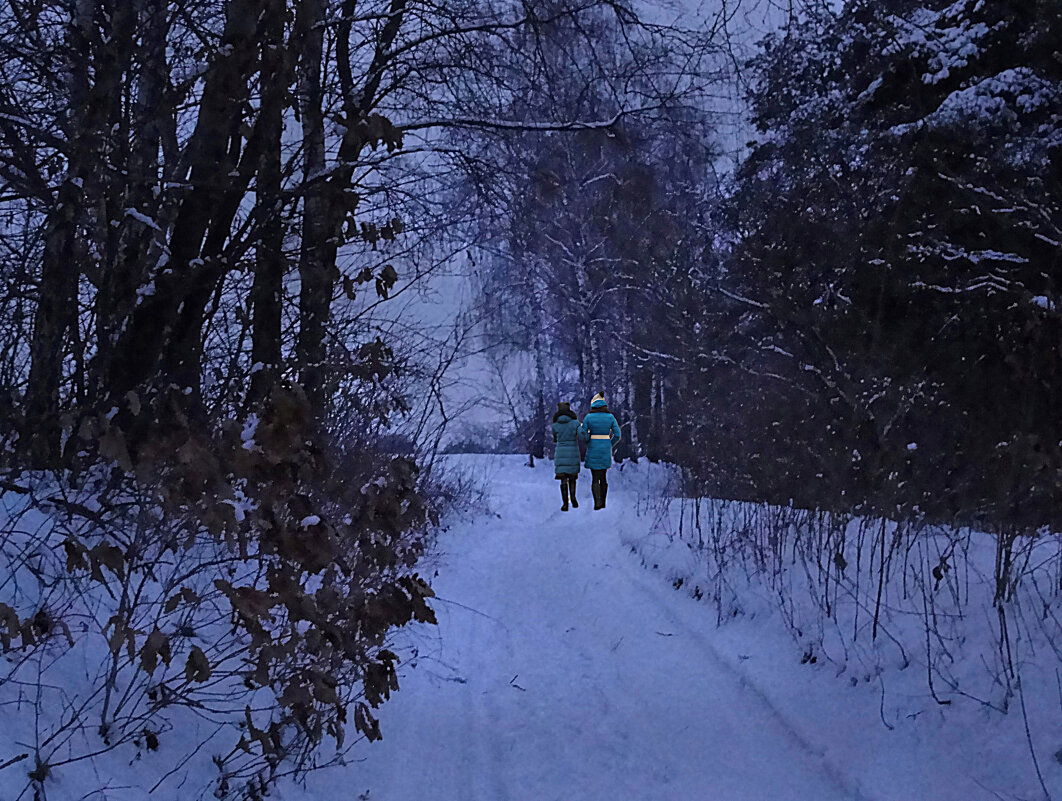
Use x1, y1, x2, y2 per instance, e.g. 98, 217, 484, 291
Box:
553, 410, 577, 423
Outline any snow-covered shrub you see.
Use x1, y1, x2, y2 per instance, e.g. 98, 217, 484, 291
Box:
637, 475, 1062, 796
0, 387, 436, 800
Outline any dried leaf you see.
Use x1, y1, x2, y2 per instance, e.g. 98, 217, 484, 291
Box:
163, 586, 201, 614
0, 602, 19, 650
140, 629, 172, 675
77, 416, 97, 441
89, 542, 126, 582
62, 537, 87, 573
353, 702, 382, 742
185, 646, 211, 683
342, 275, 357, 300
311, 675, 338, 705
57, 619, 75, 648
99, 427, 133, 471
107, 618, 126, 656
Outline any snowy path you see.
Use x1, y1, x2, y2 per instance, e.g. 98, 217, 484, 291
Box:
293, 457, 864, 801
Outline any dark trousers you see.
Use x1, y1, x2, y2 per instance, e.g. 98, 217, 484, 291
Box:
559, 475, 578, 507
591, 469, 608, 508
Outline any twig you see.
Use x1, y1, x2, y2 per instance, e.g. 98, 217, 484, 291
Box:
877, 676, 894, 731
0, 753, 29, 771
1017, 671, 1052, 801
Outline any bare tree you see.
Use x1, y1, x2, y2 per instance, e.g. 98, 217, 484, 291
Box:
0, 1, 722, 797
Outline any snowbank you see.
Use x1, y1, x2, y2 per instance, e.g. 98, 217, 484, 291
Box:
619, 460, 1062, 800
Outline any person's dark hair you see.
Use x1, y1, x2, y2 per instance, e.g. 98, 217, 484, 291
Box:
553, 401, 575, 422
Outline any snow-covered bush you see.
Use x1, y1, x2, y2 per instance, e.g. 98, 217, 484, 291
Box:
636, 471, 1062, 797
0, 388, 435, 800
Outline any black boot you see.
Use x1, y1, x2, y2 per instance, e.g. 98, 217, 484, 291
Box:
560, 478, 569, 511
600, 480, 607, 509
569, 478, 579, 508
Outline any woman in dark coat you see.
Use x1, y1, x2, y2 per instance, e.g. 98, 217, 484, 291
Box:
578, 392, 621, 510
552, 401, 583, 511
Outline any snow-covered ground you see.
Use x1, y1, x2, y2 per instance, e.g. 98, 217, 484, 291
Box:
4, 454, 1057, 800
279, 455, 1060, 801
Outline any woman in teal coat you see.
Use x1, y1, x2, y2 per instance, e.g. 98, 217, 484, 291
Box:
579, 393, 621, 509
552, 401, 583, 511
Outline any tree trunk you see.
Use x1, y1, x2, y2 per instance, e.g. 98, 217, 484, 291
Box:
651, 366, 664, 461
93, 0, 154, 405
299, 0, 407, 417
617, 311, 633, 460
107, 0, 261, 403
26, 185, 81, 464
530, 271, 547, 460
633, 364, 653, 460
24, 0, 97, 463
249, 0, 286, 404
296, 0, 330, 412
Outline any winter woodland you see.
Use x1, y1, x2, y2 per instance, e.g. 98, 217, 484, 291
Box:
0, 0, 1059, 798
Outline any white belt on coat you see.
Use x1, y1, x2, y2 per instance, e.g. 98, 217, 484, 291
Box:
589, 435, 611, 440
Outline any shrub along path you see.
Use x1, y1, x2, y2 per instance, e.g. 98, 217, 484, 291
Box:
291, 455, 866, 801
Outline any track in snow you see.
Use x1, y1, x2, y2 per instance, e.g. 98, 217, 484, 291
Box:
292, 457, 864, 801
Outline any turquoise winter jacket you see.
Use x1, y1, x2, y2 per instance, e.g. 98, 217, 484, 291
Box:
552, 412, 583, 476
579, 402, 621, 470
